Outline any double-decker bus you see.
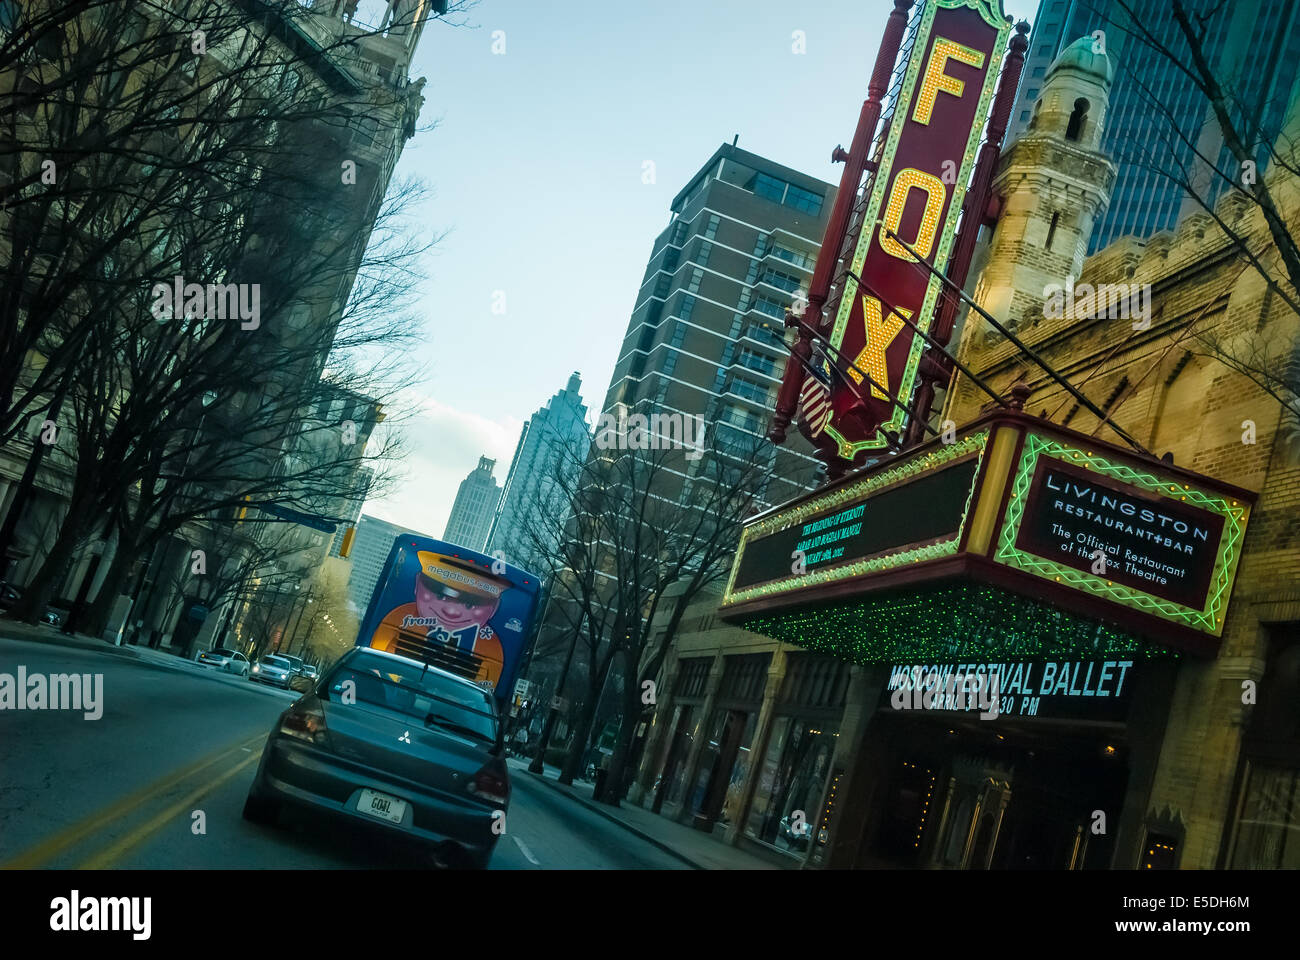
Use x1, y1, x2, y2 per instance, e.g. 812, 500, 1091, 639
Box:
354, 536, 542, 709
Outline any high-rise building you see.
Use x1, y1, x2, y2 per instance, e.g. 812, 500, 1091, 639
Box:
1008, 0, 1300, 253
486, 372, 591, 572
443, 456, 501, 551
598, 142, 835, 510
527, 144, 837, 736
344, 514, 434, 614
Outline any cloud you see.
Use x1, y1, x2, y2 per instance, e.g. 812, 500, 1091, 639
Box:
364, 392, 521, 539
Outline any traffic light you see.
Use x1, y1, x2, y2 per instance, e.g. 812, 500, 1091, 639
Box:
339, 526, 356, 558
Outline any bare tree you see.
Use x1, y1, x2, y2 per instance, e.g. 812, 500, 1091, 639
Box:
2, 2, 435, 623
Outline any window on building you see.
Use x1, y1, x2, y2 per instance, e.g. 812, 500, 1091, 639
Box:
753, 172, 786, 203
1031, 66, 1045, 78
737, 348, 775, 376
1026, 87, 1039, 100
729, 375, 771, 404
761, 267, 802, 293
786, 184, 824, 216
1066, 98, 1090, 141
770, 244, 811, 269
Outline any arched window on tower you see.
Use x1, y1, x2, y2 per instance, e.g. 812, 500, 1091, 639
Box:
1066, 98, 1090, 142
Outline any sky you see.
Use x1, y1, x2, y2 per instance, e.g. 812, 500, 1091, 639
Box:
356, 0, 1038, 537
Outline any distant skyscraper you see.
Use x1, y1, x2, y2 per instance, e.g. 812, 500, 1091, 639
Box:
486, 372, 591, 571
1008, 0, 1300, 253
345, 514, 434, 613
443, 456, 501, 551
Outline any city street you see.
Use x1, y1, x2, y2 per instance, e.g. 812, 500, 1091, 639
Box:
0, 635, 683, 870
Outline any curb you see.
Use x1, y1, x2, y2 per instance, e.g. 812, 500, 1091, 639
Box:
514, 763, 704, 870
0, 619, 273, 692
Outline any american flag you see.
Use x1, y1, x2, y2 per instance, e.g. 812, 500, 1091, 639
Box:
799, 344, 833, 437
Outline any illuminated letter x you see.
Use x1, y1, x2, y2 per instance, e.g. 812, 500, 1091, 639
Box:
850, 295, 909, 400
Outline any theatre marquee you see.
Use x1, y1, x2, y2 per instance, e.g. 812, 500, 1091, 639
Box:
720, 410, 1255, 657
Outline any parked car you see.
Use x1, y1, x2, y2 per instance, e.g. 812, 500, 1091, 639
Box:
250, 654, 296, 688
0, 581, 67, 626
242, 646, 509, 869
196, 647, 250, 678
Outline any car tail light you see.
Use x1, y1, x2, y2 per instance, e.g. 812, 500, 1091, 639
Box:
466, 764, 509, 807
279, 701, 328, 745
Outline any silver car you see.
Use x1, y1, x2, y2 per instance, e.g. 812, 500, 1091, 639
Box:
250, 654, 295, 688
242, 646, 509, 869
196, 647, 250, 678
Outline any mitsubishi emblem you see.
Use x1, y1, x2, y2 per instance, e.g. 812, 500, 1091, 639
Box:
398, 730, 412, 744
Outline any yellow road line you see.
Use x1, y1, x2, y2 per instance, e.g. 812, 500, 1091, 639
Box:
79, 750, 262, 869
2, 732, 265, 869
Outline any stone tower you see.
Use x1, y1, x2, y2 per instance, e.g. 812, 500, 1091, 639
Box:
951, 36, 1118, 388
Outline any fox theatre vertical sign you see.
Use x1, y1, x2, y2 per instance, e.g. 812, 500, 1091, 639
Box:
816, 1, 1009, 463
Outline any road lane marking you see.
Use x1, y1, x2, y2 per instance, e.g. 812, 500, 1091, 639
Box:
79, 750, 262, 869
513, 836, 540, 866
1, 731, 265, 869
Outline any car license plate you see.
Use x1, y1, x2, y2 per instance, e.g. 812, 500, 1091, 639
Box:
357, 789, 406, 824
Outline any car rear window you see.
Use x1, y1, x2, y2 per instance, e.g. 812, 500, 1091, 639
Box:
323, 652, 498, 742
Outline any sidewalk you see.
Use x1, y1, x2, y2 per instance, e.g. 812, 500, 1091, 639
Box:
0, 616, 209, 676
508, 756, 786, 870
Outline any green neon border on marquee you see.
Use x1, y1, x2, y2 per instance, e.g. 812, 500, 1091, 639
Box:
993, 432, 1251, 636
722, 429, 989, 608
825, 0, 1010, 459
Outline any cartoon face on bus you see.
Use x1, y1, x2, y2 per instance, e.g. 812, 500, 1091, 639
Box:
412, 553, 503, 634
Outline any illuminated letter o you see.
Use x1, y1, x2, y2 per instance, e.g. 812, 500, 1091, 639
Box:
879, 168, 946, 262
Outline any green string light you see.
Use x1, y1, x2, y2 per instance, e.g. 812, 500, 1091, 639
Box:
738, 581, 1175, 665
